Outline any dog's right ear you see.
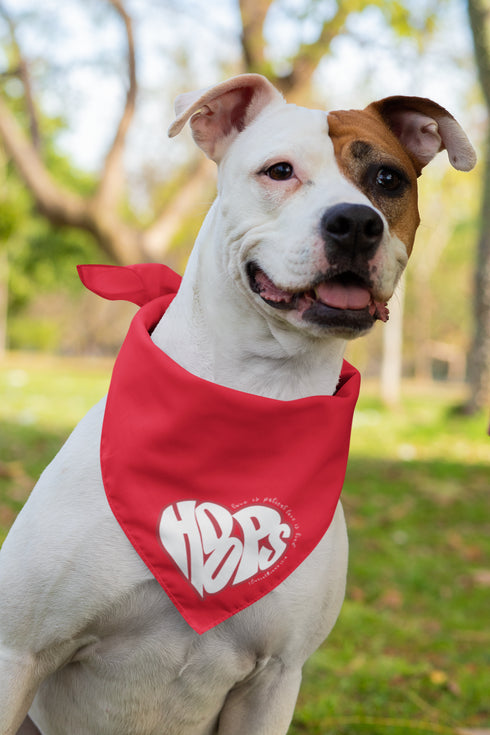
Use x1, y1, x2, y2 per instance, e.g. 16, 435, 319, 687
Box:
168, 74, 284, 163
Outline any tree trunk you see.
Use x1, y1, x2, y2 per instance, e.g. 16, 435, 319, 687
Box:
465, 127, 490, 412
0, 248, 7, 357
380, 275, 405, 407
465, 0, 490, 412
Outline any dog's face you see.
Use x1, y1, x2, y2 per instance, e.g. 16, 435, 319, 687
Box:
169, 75, 476, 339
216, 103, 416, 338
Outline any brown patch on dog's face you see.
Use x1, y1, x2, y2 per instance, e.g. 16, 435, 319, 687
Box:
327, 108, 421, 255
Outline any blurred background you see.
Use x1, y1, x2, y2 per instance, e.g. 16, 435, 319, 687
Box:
0, 1, 488, 733
0, 0, 488, 412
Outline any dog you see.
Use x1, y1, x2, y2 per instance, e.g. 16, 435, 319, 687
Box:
0, 74, 475, 735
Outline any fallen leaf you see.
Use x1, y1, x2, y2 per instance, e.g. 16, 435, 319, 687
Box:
379, 587, 403, 610
429, 669, 448, 686
471, 569, 490, 587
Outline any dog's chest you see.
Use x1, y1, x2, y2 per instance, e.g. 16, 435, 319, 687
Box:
32, 579, 298, 734
31, 501, 348, 734
33, 581, 252, 734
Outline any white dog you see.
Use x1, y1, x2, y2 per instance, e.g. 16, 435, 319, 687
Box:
0, 74, 475, 735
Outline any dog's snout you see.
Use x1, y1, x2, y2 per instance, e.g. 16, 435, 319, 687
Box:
321, 203, 383, 256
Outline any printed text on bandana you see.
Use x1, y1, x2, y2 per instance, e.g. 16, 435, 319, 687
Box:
159, 501, 292, 597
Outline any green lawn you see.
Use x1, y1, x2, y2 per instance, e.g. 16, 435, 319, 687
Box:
1, 353, 488, 734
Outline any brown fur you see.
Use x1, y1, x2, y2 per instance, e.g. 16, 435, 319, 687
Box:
328, 108, 421, 254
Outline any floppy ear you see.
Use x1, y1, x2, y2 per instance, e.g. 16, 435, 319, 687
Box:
168, 74, 284, 163
366, 96, 477, 174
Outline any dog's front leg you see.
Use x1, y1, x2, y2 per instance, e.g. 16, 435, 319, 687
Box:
0, 646, 43, 735
217, 660, 302, 735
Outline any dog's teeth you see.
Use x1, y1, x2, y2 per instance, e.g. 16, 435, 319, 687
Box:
369, 301, 389, 322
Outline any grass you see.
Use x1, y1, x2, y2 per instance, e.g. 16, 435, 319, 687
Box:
1, 352, 489, 734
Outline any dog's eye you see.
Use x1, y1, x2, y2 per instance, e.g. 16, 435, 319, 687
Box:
265, 162, 294, 181
375, 167, 403, 191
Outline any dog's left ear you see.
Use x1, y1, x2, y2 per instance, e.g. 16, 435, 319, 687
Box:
367, 96, 477, 174
168, 74, 284, 163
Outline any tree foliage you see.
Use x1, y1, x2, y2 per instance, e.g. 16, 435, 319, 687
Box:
0, 0, 485, 408
0, 0, 445, 262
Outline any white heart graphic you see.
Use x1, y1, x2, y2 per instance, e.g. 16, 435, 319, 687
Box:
159, 500, 292, 596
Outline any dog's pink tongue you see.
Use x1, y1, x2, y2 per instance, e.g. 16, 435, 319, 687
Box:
315, 282, 371, 310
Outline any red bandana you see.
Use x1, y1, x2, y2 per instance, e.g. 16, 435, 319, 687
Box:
78, 264, 360, 634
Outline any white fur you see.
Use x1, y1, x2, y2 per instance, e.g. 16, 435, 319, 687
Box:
0, 75, 474, 735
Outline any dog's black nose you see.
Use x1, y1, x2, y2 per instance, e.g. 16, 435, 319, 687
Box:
321, 203, 384, 256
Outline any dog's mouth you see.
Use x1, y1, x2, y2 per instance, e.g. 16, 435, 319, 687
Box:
247, 263, 389, 329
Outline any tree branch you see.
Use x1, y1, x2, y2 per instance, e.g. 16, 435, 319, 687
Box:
0, 95, 86, 224
93, 0, 137, 210
143, 158, 215, 258
238, 0, 351, 102
0, 0, 150, 264
467, 0, 490, 105
0, 2, 41, 151
239, 0, 274, 73
0, 93, 148, 263
277, 6, 351, 100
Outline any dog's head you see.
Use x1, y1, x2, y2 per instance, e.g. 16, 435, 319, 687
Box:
169, 74, 476, 339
